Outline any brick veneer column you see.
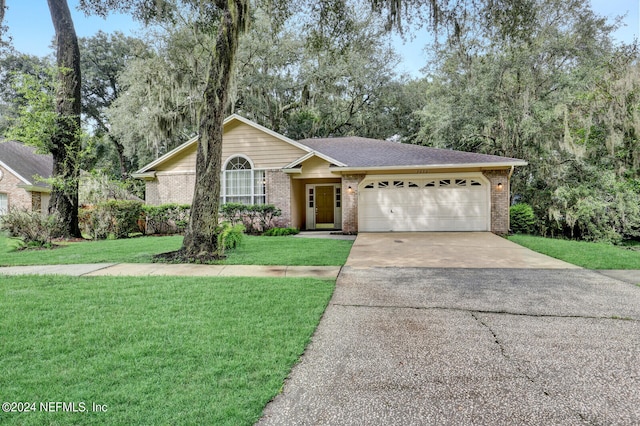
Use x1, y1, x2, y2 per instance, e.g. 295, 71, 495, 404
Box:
341, 174, 364, 233
483, 170, 510, 234
266, 169, 291, 227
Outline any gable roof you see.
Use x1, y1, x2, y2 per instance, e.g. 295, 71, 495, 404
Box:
297, 136, 527, 170
134, 115, 527, 177
0, 140, 53, 186
134, 114, 313, 175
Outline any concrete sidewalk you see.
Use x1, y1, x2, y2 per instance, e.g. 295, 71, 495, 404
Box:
0, 263, 341, 279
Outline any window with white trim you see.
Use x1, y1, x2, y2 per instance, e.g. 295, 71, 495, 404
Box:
221, 156, 266, 204
0, 193, 7, 215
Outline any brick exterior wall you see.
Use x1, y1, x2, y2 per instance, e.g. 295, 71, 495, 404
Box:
146, 170, 294, 228
0, 164, 34, 212
341, 174, 365, 233
483, 170, 510, 234
266, 169, 291, 227
146, 173, 196, 206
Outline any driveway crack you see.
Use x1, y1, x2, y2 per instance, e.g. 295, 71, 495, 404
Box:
330, 302, 639, 322
470, 312, 508, 359
470, 311, 553, 395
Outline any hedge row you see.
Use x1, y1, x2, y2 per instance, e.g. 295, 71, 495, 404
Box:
220, 203, 282, 234
78, 201, 282, 239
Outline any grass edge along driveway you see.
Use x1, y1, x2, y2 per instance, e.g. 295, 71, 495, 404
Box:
1, 275, 335, 426
509, 234, 640, 270
0, 234, 354, 267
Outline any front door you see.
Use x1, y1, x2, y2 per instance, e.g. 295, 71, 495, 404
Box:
315, 186, 335, 225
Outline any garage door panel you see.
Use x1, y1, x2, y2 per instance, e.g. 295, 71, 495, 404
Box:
359, 176, 489, 232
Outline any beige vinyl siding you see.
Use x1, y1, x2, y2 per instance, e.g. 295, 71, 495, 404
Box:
151, 122, 307, 173
222, 122, 306, 168
156, 144, 198, 172
292, 156, 337, 179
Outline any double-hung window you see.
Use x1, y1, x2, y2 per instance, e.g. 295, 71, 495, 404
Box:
0, 193, 7, 215
221, 156, 265, 204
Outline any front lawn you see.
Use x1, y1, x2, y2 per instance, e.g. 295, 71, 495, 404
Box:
1, 275, 334, 425
0, 234, 353, 266
224, 235, 353, 266
0, 234, 183, 266
509, 234, 640, 269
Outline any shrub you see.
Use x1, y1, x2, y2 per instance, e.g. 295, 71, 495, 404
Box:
80, 200, 144, 240
263, 227, 300, 236
79, 171, 144, 204
0, 209, 64, 247
217, 222, 245, 255
220, 203, 282, 234
143, 204, 191, 235
510, 203, 535, 234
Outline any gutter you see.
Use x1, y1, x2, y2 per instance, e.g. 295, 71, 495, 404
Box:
329, 161, 528, 173
131, 172, 157, 180
17, 184, 51, 193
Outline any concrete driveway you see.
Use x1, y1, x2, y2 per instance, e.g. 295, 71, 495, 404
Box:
258, 233, 640, 425
345, 232, 579, 268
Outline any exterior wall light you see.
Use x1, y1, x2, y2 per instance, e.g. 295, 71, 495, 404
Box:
497, 182, 503, 191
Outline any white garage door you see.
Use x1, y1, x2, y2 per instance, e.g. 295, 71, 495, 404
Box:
358, 175, 490, 232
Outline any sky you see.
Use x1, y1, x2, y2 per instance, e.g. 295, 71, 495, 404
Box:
2, 0, 639, 76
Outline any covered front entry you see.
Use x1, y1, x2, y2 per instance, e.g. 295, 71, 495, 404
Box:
358, 173, 490, 232
306, 183, 342, 230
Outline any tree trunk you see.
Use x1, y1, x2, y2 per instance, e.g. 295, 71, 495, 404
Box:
109, 134, 129, 178
181, 0, 249, 260
47, 0, 82, 237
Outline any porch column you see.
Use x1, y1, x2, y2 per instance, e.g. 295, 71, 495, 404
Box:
341, 174, 364, 233
483, 170, 510, 235
266, 169, 291, 227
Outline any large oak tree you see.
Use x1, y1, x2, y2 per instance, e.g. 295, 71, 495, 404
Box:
47, 0, 83, 237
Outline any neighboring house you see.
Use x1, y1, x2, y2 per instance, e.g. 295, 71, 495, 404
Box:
0, 140, 52, 215
133, 114, 527, 234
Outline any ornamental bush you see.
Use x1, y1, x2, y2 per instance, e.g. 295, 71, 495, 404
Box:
79, 200, 144, 240
263, 227, 300, 236
510, 203, 535, 234
143, 204, 191, 235
0, 209, 64, 247
220, 203, 281, 234
217, 222, 245, 255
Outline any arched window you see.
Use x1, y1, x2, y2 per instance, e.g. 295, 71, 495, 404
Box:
221, 156, 265, 204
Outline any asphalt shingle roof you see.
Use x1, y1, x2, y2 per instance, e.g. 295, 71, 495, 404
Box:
0, 140, 53, 185
297, 136, 525, 167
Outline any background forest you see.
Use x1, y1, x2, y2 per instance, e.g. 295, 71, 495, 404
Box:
1, 0, 638, 243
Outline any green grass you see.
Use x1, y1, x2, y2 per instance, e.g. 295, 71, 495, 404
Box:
509, 234, 640, 269
0, 234, 353, 266
224, 235, 353, 266
1, 275, 334, 425
0, 235, 184, 266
